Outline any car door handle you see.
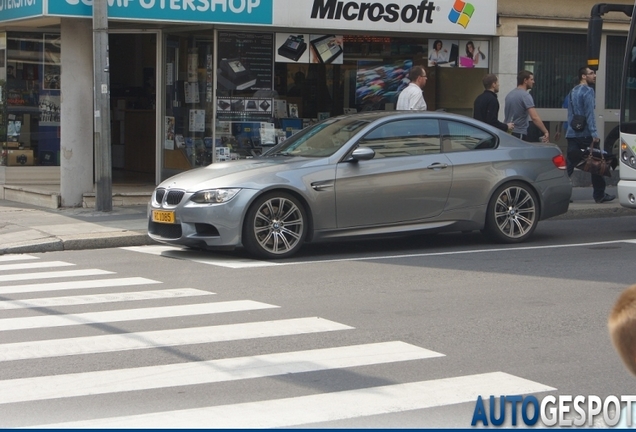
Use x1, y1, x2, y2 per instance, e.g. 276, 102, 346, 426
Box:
427, 163, 449, 170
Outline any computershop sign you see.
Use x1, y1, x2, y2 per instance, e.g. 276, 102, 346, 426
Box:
0, 0, 273, 24
0, 0, 43, 21
274, 0, 496, 35
46, 0, 273, 24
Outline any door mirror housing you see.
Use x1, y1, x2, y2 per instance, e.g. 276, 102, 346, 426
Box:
349, 146, 375, 161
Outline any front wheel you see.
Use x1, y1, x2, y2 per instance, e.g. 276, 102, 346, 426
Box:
242, 192, 307, 259
483, 182, 539, 243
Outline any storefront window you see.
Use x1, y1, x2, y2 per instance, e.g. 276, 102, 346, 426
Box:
518, 32, 586, 109
162, 32, 215, 173
1, 32, 60, 167
161, 31, 492, 175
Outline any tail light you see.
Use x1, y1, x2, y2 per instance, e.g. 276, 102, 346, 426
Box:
552, 154, 567, 170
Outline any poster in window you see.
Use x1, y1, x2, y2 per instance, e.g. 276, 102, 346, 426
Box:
216, 31, 273, 94
39, 95, 61, 126
309, 35, 343, 65
458, 40, 489, 68
184, 82, 200, 104
187, 48, 198, 83
428, 39, 459, 68
189, 109, 205, 132
165, 116, 175, 149
43, 34, 61, 90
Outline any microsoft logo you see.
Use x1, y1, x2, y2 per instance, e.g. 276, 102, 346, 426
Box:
448, 0, 475, 28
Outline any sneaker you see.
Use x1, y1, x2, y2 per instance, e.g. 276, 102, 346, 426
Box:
595, 193, 616, 203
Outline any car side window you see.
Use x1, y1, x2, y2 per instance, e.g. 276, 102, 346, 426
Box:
441, 120, 497, 152
358, 119, 441, 158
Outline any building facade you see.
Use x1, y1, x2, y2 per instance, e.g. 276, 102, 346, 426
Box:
0, 0, 631, 206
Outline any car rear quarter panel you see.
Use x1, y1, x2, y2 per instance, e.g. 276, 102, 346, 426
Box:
443, 144, 570, 217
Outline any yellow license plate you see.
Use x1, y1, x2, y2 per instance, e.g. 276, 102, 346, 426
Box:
152, 210, 175, 224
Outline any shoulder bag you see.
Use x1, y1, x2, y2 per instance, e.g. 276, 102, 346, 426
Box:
576, 147, 612, 177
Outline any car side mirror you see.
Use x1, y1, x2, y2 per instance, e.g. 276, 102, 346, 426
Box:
349, 146, 375, 162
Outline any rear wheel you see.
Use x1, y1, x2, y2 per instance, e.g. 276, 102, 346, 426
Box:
483, 182, 539, 243
242, 192, 307, 259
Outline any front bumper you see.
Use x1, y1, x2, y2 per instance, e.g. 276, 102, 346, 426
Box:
147, 188, 260, 249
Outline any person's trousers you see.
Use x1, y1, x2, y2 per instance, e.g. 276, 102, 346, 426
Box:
511, 132, 532, 142
566, 136, 606, 201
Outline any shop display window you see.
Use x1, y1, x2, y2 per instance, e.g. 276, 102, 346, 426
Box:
161, 31, 492, 176
0, 32, 61, 167
163, 33, 217, 171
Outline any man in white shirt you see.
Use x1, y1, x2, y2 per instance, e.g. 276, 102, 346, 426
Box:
396, 65, 428, 111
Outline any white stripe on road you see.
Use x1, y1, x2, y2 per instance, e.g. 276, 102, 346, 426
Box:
0, 261, 74, 272
0, 277, 160, 295
122, 246, 279, 268
0, 318, 352, 362
0, 288, 213, 311
0, 255, 38, 262
0, 269, 114, 283
125, 240, 636, 269
0, 341, 442, 405
42, 371, 555, 428
0, 301, 276, 331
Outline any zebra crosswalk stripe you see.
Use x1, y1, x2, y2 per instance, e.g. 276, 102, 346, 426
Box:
0, 288, 214, 311
122, 246, 279, 268
0, 255, 38, 262
0, 300, 278, 331
0, 261, 74, 272
0, 269, 114, 283
0, 341, 442, 405
0, 317, 353, 362
0, 277, 160, 295
41, 371, 555, 428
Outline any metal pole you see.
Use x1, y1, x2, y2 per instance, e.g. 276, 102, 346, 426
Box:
93, 0, 112, 212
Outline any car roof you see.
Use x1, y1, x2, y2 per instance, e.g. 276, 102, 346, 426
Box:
336, 110, 474, 122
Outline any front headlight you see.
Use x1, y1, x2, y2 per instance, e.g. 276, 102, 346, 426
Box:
190, 188, 240, 204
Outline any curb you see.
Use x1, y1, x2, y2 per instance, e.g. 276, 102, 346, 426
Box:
0, 206, 631, 255
552, 206, 634, 220
0, 231, 158, 255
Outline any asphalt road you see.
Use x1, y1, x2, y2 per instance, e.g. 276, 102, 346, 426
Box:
1, 214, 635, 428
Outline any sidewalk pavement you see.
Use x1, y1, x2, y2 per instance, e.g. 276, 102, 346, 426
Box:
0, 186, 631, 256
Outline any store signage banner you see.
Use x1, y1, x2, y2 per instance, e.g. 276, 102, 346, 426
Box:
0, 0, 43, 22
274, 0, 496, 36
45, 0, 273, 25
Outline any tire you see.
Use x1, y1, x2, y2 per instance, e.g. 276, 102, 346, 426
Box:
242, 192, 307, 259
483, 182, 539, 243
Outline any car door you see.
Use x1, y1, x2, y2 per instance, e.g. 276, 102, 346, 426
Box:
440, 119, 500, 210
334, 118, 452, 228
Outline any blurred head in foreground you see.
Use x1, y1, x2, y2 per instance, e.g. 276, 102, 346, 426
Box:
609, 284, 636, 375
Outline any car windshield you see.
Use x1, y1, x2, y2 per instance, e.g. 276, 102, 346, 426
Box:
263, 116, 372, 158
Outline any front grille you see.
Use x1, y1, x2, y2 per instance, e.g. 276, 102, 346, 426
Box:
148, 221, 182, 239
153, 189, 185, 206
166, 190, 185, 205
154, 189, 166, 204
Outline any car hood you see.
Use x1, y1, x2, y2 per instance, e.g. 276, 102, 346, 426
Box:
157, 157, 327, 191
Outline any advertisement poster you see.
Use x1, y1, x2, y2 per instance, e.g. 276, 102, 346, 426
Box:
275, 33, 309, 63
217, 31, 273, 94
189, 109, 206, 133
164, 116, 175, 149
458, 40, 489, 68
309, 35, 343, 65
355, 59, 412, 109
428, 39, 459, 67
44, 34, 61, 90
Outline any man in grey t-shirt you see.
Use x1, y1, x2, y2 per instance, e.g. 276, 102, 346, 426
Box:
504, 70, 549, 142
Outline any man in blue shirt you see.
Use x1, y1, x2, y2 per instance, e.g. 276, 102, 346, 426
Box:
566, 66, 615, 203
